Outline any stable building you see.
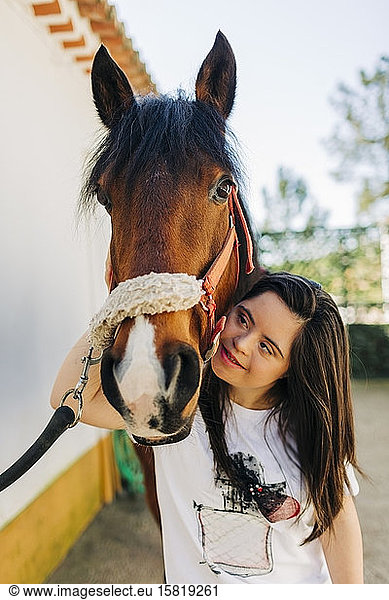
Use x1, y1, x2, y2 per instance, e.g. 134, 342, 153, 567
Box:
0, 0, 155, 583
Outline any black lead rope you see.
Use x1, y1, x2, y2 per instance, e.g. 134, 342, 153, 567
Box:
0, 406, 76, 493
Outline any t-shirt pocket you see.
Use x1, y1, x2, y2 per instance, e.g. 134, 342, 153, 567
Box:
194, 503, 274, 577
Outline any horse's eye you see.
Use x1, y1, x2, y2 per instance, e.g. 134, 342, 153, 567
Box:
96, 186, 112, 213
212, 177, 234, 205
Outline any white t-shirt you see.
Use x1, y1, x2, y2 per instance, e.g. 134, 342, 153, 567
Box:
153, 402, 359, 584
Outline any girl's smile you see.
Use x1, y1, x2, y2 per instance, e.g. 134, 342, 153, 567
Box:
211, 291, 302, 409
219, 344, 247, 369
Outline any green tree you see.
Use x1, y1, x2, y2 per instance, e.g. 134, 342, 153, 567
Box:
326, 56, 389, 216
261, 166, 328, 232
257, 226, 383, 310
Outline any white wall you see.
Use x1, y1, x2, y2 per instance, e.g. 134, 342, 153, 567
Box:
0, 1, 111, 526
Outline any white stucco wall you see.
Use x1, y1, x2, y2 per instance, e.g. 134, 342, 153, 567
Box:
0, 1, 111, 526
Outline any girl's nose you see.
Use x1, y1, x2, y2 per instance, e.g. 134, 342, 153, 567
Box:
233, 333, 251, 355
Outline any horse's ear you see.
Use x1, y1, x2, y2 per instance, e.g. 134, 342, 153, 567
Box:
195, 31, 236, 120
91, 45, 135, 128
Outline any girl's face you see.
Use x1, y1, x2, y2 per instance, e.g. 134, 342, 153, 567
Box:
211, 291, 302, 406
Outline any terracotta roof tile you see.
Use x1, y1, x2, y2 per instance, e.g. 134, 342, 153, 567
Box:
31, 0, 156, 94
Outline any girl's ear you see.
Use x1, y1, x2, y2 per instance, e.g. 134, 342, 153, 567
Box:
91, 45, 135, 128
195, 31, 236, 120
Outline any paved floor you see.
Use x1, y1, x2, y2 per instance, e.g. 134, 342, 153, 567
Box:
47, 380, 389, 584
46, 494, 164, 584
352, 380, 389, 584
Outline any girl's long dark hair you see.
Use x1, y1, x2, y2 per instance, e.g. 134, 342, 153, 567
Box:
199, 271, 361, 543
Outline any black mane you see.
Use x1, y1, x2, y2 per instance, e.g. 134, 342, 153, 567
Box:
80, 91, 260, 299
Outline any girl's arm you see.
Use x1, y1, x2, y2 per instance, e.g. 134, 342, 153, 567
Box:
320, 494, 364, 584
50, 331, 126, 430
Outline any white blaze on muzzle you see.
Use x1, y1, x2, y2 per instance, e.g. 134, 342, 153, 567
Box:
87, 272, 204, 352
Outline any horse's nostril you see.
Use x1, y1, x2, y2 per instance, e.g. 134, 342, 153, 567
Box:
163, 343, 200, 411
101, 349, 126, 417
148, 416, 160, 429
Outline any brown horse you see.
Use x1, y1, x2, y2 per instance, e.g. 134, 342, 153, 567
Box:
82, 32, 259, 460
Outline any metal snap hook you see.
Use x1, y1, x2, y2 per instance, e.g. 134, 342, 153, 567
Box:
59, 346, 102, 428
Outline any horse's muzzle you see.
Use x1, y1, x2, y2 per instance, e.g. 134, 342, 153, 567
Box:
100, 339, 201, 444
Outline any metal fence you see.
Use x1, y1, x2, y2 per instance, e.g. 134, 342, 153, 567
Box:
256, 223, 389, 325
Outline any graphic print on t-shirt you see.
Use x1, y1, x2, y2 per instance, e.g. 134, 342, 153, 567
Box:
194, 452, 300, 577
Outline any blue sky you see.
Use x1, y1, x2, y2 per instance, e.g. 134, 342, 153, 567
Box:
113, 0, 389, 229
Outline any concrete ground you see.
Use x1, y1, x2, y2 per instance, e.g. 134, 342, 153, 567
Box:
352, 380, 389, 584
46, 494, 164, 584
47, 380, 389, 584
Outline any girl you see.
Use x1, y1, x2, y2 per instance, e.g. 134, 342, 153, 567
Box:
51, 271, 363, 584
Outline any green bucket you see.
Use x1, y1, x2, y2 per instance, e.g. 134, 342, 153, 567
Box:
112, 430, 145, 494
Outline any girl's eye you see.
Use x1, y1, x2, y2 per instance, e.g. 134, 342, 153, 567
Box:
259, 342, 272, 356
237, 312, 248, 327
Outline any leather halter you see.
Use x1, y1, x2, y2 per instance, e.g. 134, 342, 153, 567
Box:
200, 185, 254, 341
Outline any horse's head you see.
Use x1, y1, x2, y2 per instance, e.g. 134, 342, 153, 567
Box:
83, 32, 258, 445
